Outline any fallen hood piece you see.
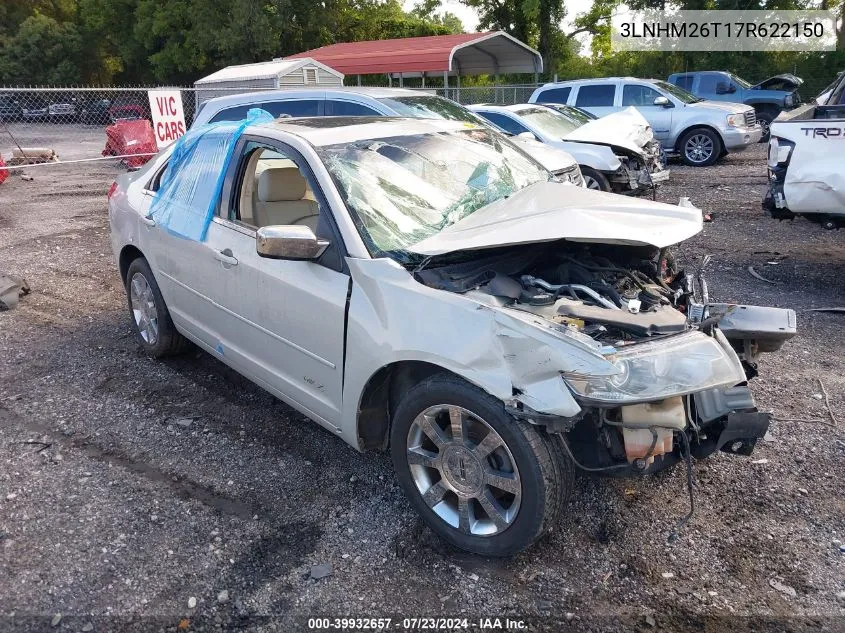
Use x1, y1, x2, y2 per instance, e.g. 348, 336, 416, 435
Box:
752, 74, 803, 91
563, 107, 653, 154
0, 274, 30, 311
408, 182, 703, 256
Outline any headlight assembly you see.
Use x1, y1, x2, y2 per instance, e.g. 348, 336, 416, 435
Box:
726, 113, 745, 128
563, 331, 745, 404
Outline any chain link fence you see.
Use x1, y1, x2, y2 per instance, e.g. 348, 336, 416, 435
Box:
0, 84, 541, 170
0, 77, 829, 175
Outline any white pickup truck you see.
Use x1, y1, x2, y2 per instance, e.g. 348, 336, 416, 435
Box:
763, 71, 845, 229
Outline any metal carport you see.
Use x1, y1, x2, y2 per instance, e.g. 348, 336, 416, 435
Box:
285, 31, 543, 88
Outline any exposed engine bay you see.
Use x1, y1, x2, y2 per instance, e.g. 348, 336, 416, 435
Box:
417, 240, 700, 346
414, 240, 796, 481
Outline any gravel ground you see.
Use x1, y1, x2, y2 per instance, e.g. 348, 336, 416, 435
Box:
0, 145, 844, 633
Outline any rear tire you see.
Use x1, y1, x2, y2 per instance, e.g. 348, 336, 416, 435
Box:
390, 373, 572, 556
678, 128, 722, 166
580, 166, 611, 192
124, 257, 187, 357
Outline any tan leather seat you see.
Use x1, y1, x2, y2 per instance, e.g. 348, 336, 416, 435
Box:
254, 167, 319, 230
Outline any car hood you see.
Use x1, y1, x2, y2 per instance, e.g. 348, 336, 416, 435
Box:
687, 100, 751, 114
408, 181, 703, 256
752, 74, 803, 91
511, 137, 578, 172
562, 107, 653, 154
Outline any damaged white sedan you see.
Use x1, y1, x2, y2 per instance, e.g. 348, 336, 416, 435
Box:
110, 117, 796, 556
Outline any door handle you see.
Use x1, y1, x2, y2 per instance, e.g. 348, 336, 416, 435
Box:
141, 215, 156, 227
214, 248, 239, 267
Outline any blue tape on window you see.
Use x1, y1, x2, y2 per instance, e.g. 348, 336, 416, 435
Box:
150, 108, 274, 241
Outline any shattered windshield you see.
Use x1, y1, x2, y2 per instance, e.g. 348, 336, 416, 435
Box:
544, 104, 595, 124
515, 107, 583, 138
377, 95, 513, 136
317, 128, 551, 258
377, 95, 481, 124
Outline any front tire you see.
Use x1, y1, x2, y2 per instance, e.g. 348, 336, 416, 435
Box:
390, 374, 572, 556
678, 128, 722, 166
580, 166, 611, 192
125, 257, 187, 357
756, 112, 774, 142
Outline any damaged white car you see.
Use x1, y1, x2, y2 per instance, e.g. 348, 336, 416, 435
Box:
468, 103, 669, 194
764, 70, 845, 229
110, 117, 795, 556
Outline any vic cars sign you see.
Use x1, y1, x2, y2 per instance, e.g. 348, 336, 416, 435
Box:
148, 90, 186, 148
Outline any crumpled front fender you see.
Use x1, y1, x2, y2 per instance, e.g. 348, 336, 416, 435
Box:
341, 258, 613, 448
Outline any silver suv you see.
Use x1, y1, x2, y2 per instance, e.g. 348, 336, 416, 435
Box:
530, 78, 761, 166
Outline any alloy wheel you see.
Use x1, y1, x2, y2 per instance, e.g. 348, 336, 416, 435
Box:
684, 134, 714, 164
584, 176, 602, 190
129, 272, 159, 345
406, 405, 521, 536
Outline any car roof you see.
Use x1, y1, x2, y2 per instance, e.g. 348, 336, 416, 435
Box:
251, 116, 481, 147
540, 77, 659, 87
200, 86, 427, 111
468, 104, 515, 112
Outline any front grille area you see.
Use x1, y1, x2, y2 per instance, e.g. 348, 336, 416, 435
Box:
744, 110, 756, 127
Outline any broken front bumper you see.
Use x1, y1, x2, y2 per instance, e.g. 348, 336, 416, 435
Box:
610, 159, 670, 195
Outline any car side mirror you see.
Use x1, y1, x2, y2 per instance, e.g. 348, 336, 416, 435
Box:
653, 96, 672, 107
256, 225, 328, 261
716, 82, 735, 95
516, 131, 538, 141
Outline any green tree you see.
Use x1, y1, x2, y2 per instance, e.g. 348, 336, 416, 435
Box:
411, 0, 465, 32
0, 13, 82, 84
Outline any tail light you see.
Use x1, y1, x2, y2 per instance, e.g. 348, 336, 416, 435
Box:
107, 181, 118, 199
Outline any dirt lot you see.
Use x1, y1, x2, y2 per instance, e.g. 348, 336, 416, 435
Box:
1, 146, 844, 632
3, 123, 108, 162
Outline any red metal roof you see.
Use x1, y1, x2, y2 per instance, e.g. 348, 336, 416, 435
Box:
287, 31, 542, 76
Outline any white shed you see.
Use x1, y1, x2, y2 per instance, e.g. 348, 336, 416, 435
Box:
193, 58, 344, 105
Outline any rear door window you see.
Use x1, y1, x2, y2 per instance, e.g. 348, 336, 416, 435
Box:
673, 75, 694, 91
696, 73, 722, 93
209, 99, 321, 123
324, 100, 380, 115
574, 85, 616, 107
535, 87, 571, 104
474, 111, 530, 135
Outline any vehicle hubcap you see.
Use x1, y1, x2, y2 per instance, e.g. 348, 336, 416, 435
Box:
685, 134, 713, 163
406, 405, 521, 536
760, 119, 770, 137
584, 176, 602, 190
129, 272, 159, 345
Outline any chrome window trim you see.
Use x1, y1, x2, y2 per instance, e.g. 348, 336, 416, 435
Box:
212, 216, 256, 238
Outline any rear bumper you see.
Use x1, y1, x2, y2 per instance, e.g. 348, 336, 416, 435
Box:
763, 175, 793, 219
